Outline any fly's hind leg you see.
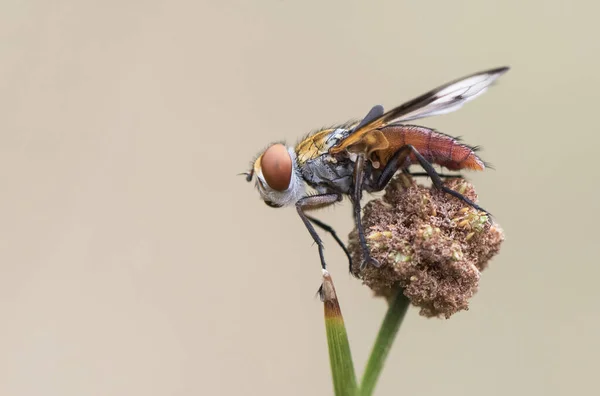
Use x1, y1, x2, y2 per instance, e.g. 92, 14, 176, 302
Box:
407, 171, 463, 179
374, 145, 490, 215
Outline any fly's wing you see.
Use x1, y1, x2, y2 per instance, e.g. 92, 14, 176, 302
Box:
330, 66, 509, 154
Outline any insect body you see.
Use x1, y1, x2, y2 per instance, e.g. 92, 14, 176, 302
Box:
244, 67, 509, 273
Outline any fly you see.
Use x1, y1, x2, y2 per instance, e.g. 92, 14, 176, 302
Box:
243, 66, 509, 273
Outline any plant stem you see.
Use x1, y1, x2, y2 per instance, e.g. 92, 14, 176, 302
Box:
359, 289, 410, 396
321, 271, 358, 396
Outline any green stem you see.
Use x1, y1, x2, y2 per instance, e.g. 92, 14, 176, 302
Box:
359, 290, 410, 396
321, 271, 358, 396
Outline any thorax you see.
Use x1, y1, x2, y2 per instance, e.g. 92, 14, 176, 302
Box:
295, 127, 356, 194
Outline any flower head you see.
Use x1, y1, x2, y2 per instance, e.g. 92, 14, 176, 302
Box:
349, 175, 504, 318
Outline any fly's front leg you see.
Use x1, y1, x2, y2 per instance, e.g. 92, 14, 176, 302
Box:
296, 194, 342, 270
306, 216, 353, 273
375, 144, 490, 215
353, 153, 381, 270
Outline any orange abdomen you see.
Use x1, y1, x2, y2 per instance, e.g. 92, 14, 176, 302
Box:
377, 125, 485, 171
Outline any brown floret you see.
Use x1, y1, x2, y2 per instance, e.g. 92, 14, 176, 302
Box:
348, 175, 504, 318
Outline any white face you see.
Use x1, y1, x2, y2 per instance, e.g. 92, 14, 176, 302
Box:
253, 144, 306, 208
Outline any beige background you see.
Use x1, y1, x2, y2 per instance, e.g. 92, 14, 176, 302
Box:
1, 1, 598, 395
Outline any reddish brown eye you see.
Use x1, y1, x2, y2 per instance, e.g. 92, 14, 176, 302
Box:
261, 144, 292, 191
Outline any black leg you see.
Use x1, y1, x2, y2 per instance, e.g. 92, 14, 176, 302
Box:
306, 216, 354, 274
407, 171, 463, 179
296, 194, 342, 270
375, 145, 413, 190
375, 145, 490, 214
352, 153, 381, 270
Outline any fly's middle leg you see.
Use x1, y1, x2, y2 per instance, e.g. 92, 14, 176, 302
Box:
352, 153, 381, 270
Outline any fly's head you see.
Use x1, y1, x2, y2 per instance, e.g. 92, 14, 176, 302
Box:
243, 143, 305, 208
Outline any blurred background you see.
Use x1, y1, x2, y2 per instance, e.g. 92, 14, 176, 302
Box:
1, 1, 598, 395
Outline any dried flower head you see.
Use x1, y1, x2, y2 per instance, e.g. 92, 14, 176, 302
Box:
348, 174, 504, 318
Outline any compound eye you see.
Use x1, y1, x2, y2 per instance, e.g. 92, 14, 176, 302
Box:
261, 144, 292, 191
